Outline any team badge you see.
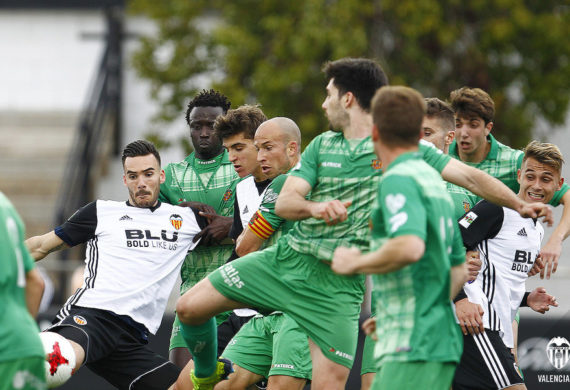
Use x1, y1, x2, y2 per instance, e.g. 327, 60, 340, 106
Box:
73, 315, 87, 326
547, 337, 570, 369
462, 201, 471, 213
223, 189, 233, 202
170, 214, 183, 230
371, 159, 382, 170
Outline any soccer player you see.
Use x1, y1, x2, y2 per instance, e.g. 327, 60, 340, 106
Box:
331, 86, 467, 390
25, 140, 219, 390
172, 117, 311, 390
447, 87, 570, 279
452, 141, 562, 390
174, 58, 553, 390
422, 97, 456, 154
159, 90, 238, 368
0, 192, 47, 390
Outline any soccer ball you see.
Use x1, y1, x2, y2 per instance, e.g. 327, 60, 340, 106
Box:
39, 332, 76, 388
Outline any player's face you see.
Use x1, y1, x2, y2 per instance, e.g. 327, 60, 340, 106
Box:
517, 157, 563, 204
322, 78, 349, 131
189, 106, 224, 159
123, 154, 165, 208
255, 123, 294, 179
421, 116, 454, 153
223, 132, 263, 179
455, 115, 492, 162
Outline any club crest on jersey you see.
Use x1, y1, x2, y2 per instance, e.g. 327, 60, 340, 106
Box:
462, 201, 471, 213
371, 159, 382, 170
73, 315, 87, 326
223, 189, 233, 202
459, 211, 478, 228
170, 214, 183, 230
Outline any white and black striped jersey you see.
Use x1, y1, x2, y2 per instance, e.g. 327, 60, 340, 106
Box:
54, 200, 204, 334
458, 200, 543, 348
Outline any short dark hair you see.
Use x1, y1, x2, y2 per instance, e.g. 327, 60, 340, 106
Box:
121, 140, 161, 167
449, 87, 494, 124
372, 86, 426, 147
214, 105, 267, 141
425, 97, 455, 132
322, 58, 389, 112
185, 89, 231, 125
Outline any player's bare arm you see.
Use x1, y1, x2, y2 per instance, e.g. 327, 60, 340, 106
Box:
25, 268, 45, 318
361, 317, 377, 341
466, 250, 482, 282
450, 262, 469, 299
25, 231, 69, 261
540, 190, 570, 279
276, 175, 352, 225
193, 212, 233, 245
441, 158, 554, 225
332, 235, 425, 275
235, 228, 264, 257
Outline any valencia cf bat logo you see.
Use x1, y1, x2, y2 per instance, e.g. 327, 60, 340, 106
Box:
170, 214, 183, 230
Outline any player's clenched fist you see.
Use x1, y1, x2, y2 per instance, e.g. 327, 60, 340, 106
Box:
466, 250, 481, 282
331, 246, 361, 275
310, 200, 352, 225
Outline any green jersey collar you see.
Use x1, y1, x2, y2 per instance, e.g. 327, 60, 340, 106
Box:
385, 150, 422, 173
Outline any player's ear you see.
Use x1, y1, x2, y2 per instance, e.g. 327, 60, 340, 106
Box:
557, 177, 564, 191
484, 121, 493, 136
517, 168, 522, 184
123, 174, 127, 186
445, 130, 455, 145
372, 125, 380, 142
160, 169, 166, 184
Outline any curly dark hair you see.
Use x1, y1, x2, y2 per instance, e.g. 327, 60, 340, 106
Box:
185, 89, 231, 125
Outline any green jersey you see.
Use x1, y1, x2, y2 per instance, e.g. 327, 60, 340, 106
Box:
0, 192, 44, 362
288, 133, 451, 260
447, 135, 569, 219
247, 173, 296, 249
159, 151, 238, 293
370, 152, 464, 365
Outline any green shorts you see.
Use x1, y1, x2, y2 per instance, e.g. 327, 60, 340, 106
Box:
0, 356, 46, 390
361, 335, 377, 375
209, 240, 365, 368
222, 313, 311, 379
170, 311, 231, 350
372, 361, 456, 390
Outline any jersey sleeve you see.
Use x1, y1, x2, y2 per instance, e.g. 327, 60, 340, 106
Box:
450, 220, 466, 266
419, 140, 452, 173
289, 135, 321, 188
55, 201, 98, 246
248, 175, 287, 240
380, 174, 426, 240
458, 200, 504, 250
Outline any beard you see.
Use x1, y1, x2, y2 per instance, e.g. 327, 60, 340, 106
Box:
129, 189, 157, 208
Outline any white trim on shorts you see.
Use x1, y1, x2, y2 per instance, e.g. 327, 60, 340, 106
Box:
472, 332, 511, 389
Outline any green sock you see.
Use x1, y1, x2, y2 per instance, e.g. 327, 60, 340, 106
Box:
180, 318, 218, 378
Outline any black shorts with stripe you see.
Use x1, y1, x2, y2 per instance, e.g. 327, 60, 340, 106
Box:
453, 330, 523, 390
48, 306, 180, 390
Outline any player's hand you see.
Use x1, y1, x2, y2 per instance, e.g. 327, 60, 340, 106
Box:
539, 237, 562, 279
528, 254, 545, 277
518, 202, 553, 227
178, 201, 216, 216
193, 212, 233, 245
455, 298, 485, 336
362, 317, 378, 341
331, 246, 361, 275
527, 287, 558, 314
466, 251, 482, 282
310, 200, 352, 226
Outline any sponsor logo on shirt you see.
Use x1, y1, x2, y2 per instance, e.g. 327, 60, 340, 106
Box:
459, 211, 478, 228
170, 214, 183, 230
263, 188, 279, 204
119, 215, 132, 221
517, 228, 527, 237
272, 363, 295, 369
242, 205, 249, 214
125, 229, 179, 250
73, 315, 87, 326
328, 347, 354, 361
512, 250, 535, 272
321, 162, 342, 168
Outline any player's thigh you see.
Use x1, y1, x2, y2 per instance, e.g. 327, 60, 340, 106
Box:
267, 374, 306, 390
0, 356, 46, 390
176, 277, 245, 325
222, 316, 273, 379
269, 315, 311, 381
360, 372, 375, 390
373, 361, 456, 390
309, 339, 350, 390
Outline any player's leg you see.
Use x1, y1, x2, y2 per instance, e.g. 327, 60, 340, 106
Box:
374, 361, 456, 390
308, 339, 350, 390
267, 375, 306, 390
360, 334, 377, 390
170, 359, 261, 390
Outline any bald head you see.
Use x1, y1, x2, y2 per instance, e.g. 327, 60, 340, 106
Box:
255, 117, 302, 178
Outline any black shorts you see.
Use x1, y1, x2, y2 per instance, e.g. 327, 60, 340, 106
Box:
453, 330, 524, 390
47, 306, 180, 390
217, 311, 255, 356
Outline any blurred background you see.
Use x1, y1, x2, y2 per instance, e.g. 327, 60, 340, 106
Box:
1, 1, 569, 388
